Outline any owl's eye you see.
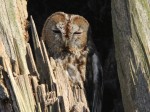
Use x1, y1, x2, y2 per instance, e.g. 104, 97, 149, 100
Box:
74, 32, 82, 35
52, 29, 61, 34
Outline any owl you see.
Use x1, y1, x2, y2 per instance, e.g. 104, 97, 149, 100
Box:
41, 12, 103, 112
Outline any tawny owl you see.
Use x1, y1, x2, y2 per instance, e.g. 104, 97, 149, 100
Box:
41, 12, 103, 112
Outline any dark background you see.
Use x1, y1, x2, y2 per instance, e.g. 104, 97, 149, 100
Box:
27, 0, 124, 111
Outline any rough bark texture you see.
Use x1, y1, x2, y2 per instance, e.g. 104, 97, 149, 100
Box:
0, 0, 29, 74
112, 0, 150, 112
0, 0, 35, 111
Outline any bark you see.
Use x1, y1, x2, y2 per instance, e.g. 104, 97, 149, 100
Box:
112, 0, 150, 112
0, 0, 35, 111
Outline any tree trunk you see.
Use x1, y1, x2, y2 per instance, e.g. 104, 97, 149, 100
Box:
112, 0, 150, 112
0, 0, 35, 111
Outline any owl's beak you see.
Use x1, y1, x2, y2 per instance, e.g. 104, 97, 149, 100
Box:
65, 40, 68, 47
63, 40, 71, 52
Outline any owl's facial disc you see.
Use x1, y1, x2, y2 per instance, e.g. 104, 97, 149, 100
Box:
52, 22, 87, 54
47, 13, 89, 55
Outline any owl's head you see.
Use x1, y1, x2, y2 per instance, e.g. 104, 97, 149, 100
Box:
42, 12, 89, 57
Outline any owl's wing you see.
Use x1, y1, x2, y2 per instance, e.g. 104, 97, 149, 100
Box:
86, 29, 103, 112
92, 53, 103, 112
86, 51, 103, 112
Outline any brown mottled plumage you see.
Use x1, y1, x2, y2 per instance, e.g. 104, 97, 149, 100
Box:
41, 12, 103, 112
42, 12, 89, 58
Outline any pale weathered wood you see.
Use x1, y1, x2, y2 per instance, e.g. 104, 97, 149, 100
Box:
40, 40, 54, 90
0, 2, 30, 111
0, 0, 37, 111
31, 76, 42, 111
4, 74, 19, 112
0, 0, 29, 75
112, 0, 150, 112
26, 43, 39, 78
30, 16, 48, 83
5, 59, 27, 112
37, 84, 47, 112
16, 74, 36, 112
15, 75, 33, 112
0, 49, 36, 112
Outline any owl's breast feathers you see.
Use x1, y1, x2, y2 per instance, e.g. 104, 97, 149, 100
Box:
61, 48, 89, 83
